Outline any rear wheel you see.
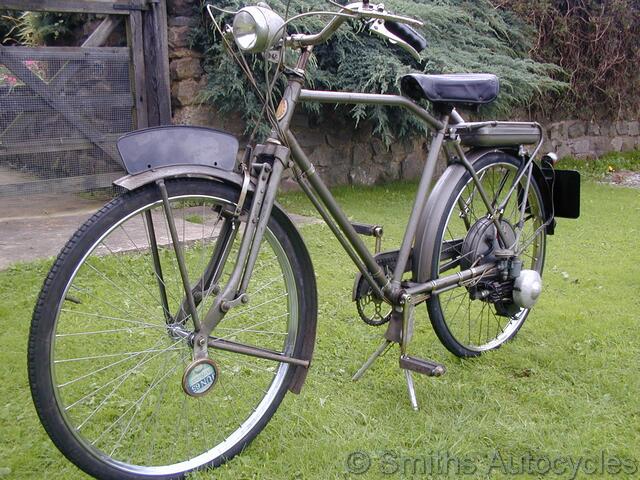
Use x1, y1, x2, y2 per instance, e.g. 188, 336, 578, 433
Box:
28, 178, 316, 479
421, 153, 546, 357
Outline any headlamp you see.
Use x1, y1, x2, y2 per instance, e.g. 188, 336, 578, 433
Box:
232, 6, 285, 53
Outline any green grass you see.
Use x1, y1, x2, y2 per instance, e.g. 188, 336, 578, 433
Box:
1, 167, 639, 478
559, 149, 640, 180
185, 213, 205, 224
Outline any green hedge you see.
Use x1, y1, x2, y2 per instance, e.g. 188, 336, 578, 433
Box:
194, 0, 566, 144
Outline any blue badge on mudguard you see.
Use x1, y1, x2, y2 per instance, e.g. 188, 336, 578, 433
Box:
182, 359, 219, 397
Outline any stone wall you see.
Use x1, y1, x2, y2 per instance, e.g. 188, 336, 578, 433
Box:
543, 120, 640, 159
166, 1, 640, 187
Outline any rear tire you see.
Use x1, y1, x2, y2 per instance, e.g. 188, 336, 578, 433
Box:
28, 178, 316, 479
419, 152, 546, 358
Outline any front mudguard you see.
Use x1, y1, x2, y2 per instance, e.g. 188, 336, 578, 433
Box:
114, 164, 251, 192
113, 125, 248, 191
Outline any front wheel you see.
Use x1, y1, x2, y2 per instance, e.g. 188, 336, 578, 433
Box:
28, 178, 316, 479
419, 152, 547, 358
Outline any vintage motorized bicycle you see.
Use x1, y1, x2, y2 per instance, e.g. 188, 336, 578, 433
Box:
28, 1, 580, 478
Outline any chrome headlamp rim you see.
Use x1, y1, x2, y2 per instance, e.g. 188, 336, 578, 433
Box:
233, 10, 259, 51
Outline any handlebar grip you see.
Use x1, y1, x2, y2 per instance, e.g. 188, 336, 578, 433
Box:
384, 21, 427, 53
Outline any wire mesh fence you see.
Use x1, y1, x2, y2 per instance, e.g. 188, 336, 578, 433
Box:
0, 46, 133, 198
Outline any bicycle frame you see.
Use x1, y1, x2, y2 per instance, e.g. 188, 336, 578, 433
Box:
28, 7, 582, 474
181, 45, 545, 361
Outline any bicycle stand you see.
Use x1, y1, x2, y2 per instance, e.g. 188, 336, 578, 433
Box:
352, 294, 445, 410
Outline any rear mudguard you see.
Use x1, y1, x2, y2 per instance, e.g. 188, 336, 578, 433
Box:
113, 126, 317, 394
412, 148, 553, 283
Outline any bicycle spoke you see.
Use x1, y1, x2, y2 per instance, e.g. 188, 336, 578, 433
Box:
36, 183, 302, 474
59, 308, 165, 330
58, 337, 166, 391
55, 346, 183, 364
92, 358, 182, 446
76, 338, 184, 431
114, 224, 180, 306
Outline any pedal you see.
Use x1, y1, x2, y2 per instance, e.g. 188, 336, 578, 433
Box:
399, 355, 446, 377
350, 222, 383, 253
350, 222, 383, 237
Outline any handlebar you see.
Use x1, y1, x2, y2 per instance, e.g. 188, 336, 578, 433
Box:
384, 21, 427, 53
286, 1, 426, 59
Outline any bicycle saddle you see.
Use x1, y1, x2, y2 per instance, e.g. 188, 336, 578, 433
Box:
400, 73, 500, 106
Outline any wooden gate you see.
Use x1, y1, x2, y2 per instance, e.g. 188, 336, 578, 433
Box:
0, 0, 171, 197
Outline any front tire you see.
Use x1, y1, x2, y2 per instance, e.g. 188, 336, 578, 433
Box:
28, 178, 316, 479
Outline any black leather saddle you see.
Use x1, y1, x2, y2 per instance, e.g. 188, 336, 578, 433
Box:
400, 73, 500, 106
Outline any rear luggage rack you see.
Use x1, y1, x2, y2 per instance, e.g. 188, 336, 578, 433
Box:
454, 121, 541, 147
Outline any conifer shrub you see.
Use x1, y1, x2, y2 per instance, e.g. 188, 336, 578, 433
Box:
194, 0, 566, 143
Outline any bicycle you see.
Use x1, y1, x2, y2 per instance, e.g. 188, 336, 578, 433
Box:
27, 2, 580, 478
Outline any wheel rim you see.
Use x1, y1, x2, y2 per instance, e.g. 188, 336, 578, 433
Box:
48, 192, 299, 475
432, 161, 546, 352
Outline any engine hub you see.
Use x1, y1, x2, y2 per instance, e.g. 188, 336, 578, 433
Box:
461, 217, 543, 316
460, 217, 516, 270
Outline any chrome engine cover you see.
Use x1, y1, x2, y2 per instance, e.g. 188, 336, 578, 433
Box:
513, 269, 543, 309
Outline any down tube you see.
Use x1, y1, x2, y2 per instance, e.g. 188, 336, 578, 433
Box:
285, 131, 389, 292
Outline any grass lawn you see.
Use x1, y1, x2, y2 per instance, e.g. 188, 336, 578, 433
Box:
1, 155, 639, 479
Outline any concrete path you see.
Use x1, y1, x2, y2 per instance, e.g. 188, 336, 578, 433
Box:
0, 166, 110, 220
0, 209, 97, 270
0, 199, 319, 271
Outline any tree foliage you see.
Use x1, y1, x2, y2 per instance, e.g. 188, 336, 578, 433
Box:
194, 0, 566, 144
492, 0, 640, 119
0, 10, 96, 46
0, 10, 19, 45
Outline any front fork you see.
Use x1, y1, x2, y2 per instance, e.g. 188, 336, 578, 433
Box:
194, 148, 288, 359
154, 142, 290, 362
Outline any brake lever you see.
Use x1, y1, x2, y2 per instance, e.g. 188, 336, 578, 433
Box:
367, 18, 421, 61
357, 4, 424, 27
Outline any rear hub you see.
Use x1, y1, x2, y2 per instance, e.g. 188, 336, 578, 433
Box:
460, 217, 542, 316
460, 217, 516, 270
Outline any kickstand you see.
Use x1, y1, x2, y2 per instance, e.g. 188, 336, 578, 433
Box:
352, 338, 392, 381
404, 369, 419, 411
400, 294, 419, 410
352, 293, 445, 411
